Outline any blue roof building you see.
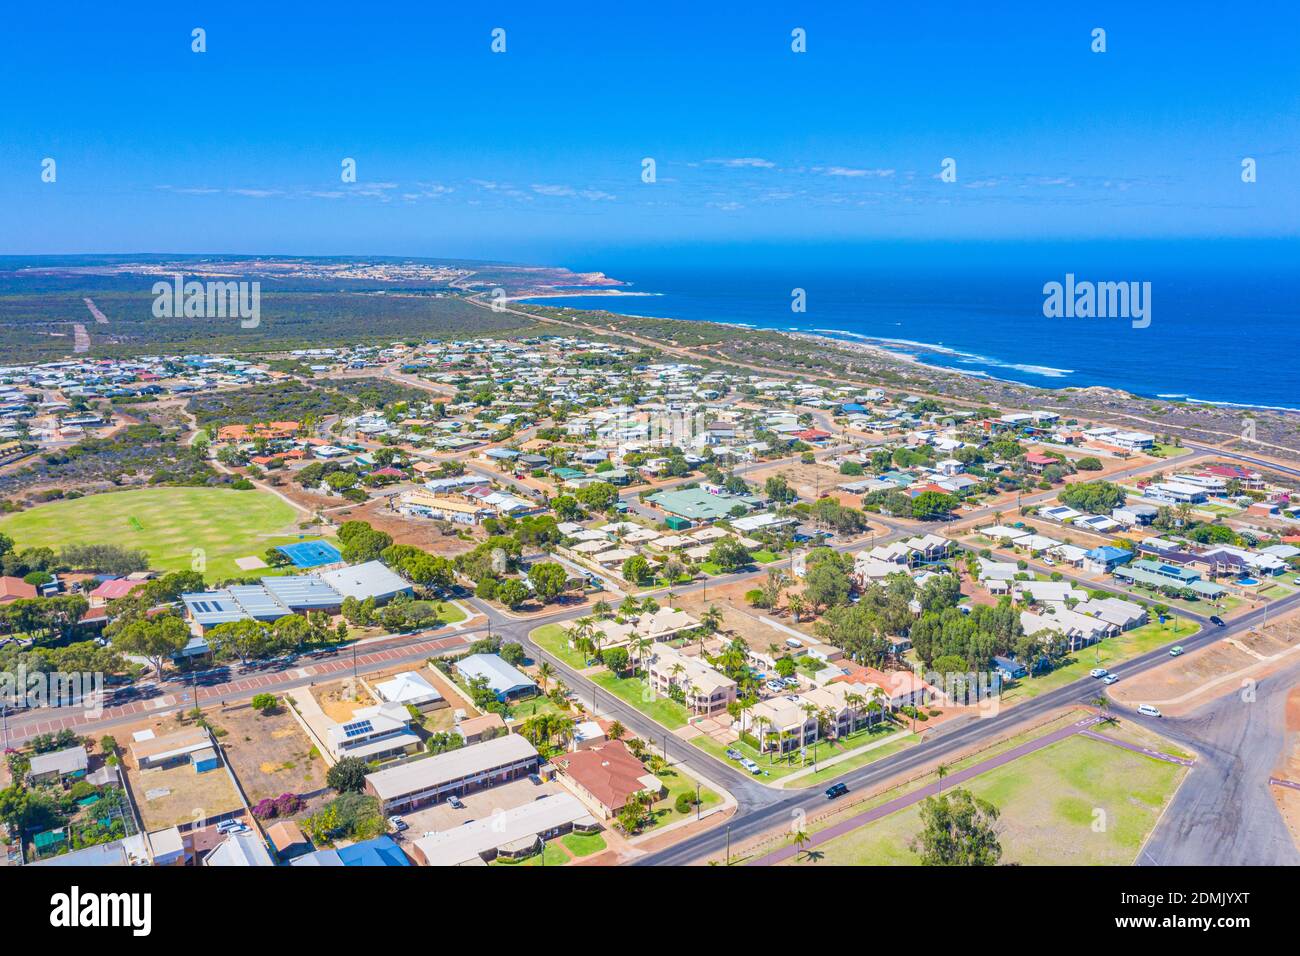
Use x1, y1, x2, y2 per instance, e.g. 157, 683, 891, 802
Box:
337, 835, 410, 867
1085, 546, 1133, 572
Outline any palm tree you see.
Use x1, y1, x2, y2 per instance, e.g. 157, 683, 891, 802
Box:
751, 715, 771, 758
607, 720, 627, 740
537, 661, 554, 694
788, 594, 808, 623
550, 715, 576, 749
869, 687, 889, 726
792, 828, 810, 859
779, 729, 797, 763
631, 635, 653, 674
935, 762, 949, 793
1092, 695, 1118, 729
844, 692, 865, 732
593, 599, 612, 619
701, 603, 724, 635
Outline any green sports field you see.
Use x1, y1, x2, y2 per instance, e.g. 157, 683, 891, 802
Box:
0, 486, 310, 582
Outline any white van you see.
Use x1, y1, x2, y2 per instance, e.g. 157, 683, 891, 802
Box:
1137, 704, 1162, 718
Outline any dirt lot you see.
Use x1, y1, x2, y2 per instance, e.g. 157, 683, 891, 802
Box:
216, 703, 328, 806
1112, 614, 1300, 715
121, 716, 244, 831
1272, 685, 1300, 851
744, 461, 862, 507
669, 574, 825, 650
313, 682, 376, 723
331, 493, 481, 557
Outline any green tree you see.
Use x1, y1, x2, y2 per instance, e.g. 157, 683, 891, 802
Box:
326, 756, 369, 794
910, 788, 1002, 866
528, 561, 569, 603
497, 578, 530, 609
622, 554, 652, 585
110, 613, 190, 677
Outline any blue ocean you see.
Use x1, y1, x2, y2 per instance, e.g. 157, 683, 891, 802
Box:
528, 241, 1300, 410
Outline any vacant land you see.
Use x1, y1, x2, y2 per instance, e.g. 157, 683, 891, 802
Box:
217, 704, 327, 807
1113, 614, 1300, 713
125, 750, 243, 831
0, 485, 310, 581
784, 734, 1186, 866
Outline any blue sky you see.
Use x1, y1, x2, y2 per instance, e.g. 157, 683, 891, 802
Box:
1, 1, 1297, 261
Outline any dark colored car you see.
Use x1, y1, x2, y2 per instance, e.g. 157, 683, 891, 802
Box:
1210, 615, 1226, 627
824, 783, 849, 800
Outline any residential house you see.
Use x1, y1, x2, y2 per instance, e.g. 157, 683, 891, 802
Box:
551, 739, 665, 819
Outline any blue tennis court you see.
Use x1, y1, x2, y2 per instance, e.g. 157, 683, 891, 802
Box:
277, 539, 343, 568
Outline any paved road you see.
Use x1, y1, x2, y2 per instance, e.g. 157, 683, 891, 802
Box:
0, 630, 478, 748
631, 591, 1300, 865
1130, 652, 1300, 866
752, 715, 1104, 866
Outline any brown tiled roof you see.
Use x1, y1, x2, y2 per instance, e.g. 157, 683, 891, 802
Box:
552, 739, 648, 812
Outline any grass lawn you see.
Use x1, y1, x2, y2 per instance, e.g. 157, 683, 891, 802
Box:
751, 550, 781, 564
646, 765, 720, 830
509, 694, 569, 724
589, 672, 691, 729
787, 731, 919, 788
999, 617, 1202, 704
1147, 443, 1187, 458
530, 623, 590, 670
490, 842, 570, 866
0, 486, 308, 582
407, 600, 467, 625
786, 734, 1187, 865
561, 831, 607, 857
692, 727, 838, 781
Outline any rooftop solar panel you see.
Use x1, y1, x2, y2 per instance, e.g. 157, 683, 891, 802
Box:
342, 720, 374, 738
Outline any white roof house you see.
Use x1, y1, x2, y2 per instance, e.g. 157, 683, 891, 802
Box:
412, 793, 594, 866
326, 701, 421, 759
374, 671, 444, 709
205, 830, 275, 867
365, 733, 540, 810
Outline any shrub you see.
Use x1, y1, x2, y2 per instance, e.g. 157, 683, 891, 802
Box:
675, 792, 695, 814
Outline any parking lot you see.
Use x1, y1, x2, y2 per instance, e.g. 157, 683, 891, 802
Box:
390, 775, 566, 837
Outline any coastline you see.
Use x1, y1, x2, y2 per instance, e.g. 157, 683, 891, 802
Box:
519, 292, 1300, 415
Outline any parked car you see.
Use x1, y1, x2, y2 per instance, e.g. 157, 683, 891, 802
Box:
527, 773, 543, 786
741, 758, 762, 774
824, 782, 849, 800
784, 638, 803, 649
1101, 674, 1119, 685
388, 815, 408, 832
1089, 668, 1108, 679
782, 676, 801, 688
216, 820, 248, 834
447, 795, 465, 809
1137, 704, 1163, 718
1169, 645, 1185, 657
1210, 616, 1226, 627
765, 680, 785, 694
724, 748, 743, 761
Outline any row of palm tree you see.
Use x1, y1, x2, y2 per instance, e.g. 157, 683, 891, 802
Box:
518, 712, 576, 751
